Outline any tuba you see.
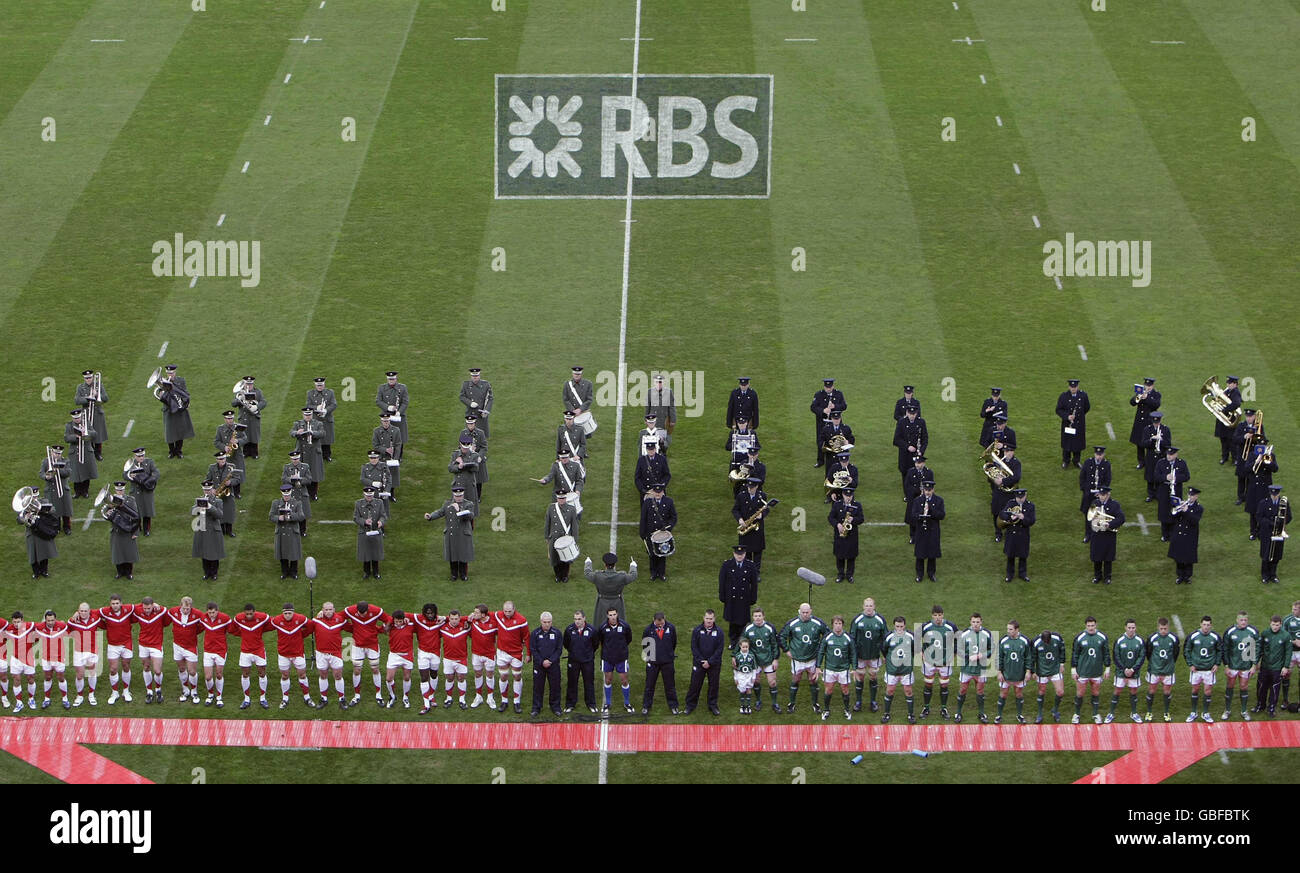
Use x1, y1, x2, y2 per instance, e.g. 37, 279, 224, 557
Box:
981, 442, 1014, 491
1201, 377, 1242, 428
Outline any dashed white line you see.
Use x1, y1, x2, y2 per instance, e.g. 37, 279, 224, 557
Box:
158, 342, 169, 358
241, 161, 250, 173
863, 522, 908, 527
1151, 40, 1185, 45
979, 74, 986, 84
264, 115, 271, 126
995, 115, 1003, 127
122, 420, 135, 438
90, 39, 125, 43
1217, 749, 1230, 765
216, 213, 226, 227
189, 276, 198, 288
320, 1, 325, 7
292, 35, 323, 44
598, 717, 610, 785
619, 37, 652, 41
1032, 214, 1041, 228
587, 520, 638, 527
1172, 614, 1185, 638
1105, 422, 1116, 440
454, 37, 488, 41
81, 508, 96, 531
315, 520, 355, 524
953, 37, 985, 44
1053, 276, 1063, 290
1013, 162, 1021, 175
785, 38, 818, 42
284, 74, 292, 84
952, 1, 959, 8
1078, 345, 1088, 361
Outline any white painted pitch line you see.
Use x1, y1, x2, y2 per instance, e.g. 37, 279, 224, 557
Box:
284, 74, 292, 84
1134, 513, 1152, 536
189, 276, 198, 288
81, 508, 96, 531
122, 419, 134, 439
619, 37, 652, 41
785, 38, 818, 42
953, 1, 959, 8
953, 37, 985, 44
1172, 614, 1185, 638
241, 161, 250, 173
979, 74, 986, 84
320, 1, 325, 7
454, 37, 488, 41
1217, 749, 1230, 765
157, 341, 169, 358
1105, 422, 1116, 440
1053, 276, 1063, 290
90, 39, 125, 43
216, 213, 225, 227
1078, 345, 1088, 361
1151, 40, 1185, 45
995, 115, 1003, 127
316, 520, 355, 524
264, 115, 271, 126
598, 717, 610, 784
1013, 162, 1021, 175
1032, 214, 1041, 228
291, 35, 323, 43
587, 520, 638, 526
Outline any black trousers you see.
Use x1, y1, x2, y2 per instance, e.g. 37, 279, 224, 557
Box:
243, 442, 258, 459
201, 558, 220, 578
644, 662, 678, 710
532, 662, 561, 712
685, 661, 721, 710
1219, 436, 1232, 462
1005, 556, 1027, 578
728, 622, 746, 647
1062, 447, 1081, 464
1173, 561, 1195, 580
915, 558, 937, 578
648, 553, 667, 579
552, 559, 571, 581
566, 660, 596, 708
1256, 668, 1282, 711
1093, 560, 1113, 579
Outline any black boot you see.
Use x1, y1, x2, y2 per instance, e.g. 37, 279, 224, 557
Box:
371, 562, 380, 580
281, 559, 290, 579
363, 562, 372, 580
175, 440, 184, 459
40, 560, 49, 578
31, 562, 40, 579
290, 561, 298, 579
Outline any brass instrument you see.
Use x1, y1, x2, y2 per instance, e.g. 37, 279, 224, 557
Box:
1171, 496, 1193, 515
822, 433, 854, 455
215, 465, 241, 498
1200, 377, 1242, 428
1086, 503, 1115, 533
728, 463, 751, 483
45, 447, 65, 500
920, 495, 932, 522
1252, 444, 1275, 475
12, 486, 41, 519
231, 379, 248, 396
1269, 496, 1290, 562
93, 485, 111, 507
737, 497, 778, 536
824, 469, 853, 491
224, 432, 241, 455
147, 367, 167, 400
1241, 410, 1263, 462
997, 503, 1025, 530
981, 441, 1014, 491
838, 502, 856, 538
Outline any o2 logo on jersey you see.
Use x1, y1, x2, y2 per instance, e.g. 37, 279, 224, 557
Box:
495, 75, 773, 199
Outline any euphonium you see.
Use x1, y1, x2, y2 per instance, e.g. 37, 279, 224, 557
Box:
1200, 377, 1242, 428
981, 442, 1014, 491
1086, 504, 1115, 532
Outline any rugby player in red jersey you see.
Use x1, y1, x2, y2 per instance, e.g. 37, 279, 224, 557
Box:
101, 594, 135, 704
271, 602, 314, 709
0, 613, 9, 708
198, 602, 232, 708
168, 596, 203, 703
5, 612, 38, 712
413, 603, 443, 713
134, 596, 171, 704
312, 602, 349, 710
469, 603, 499, 710
67, 602, 102, 707
34, 609, 70, 710
231, 603, 272, 710
383, 610, 416, 708
440, 609, 471, 708
494, 601, 530, 714
344, 601, 390, 707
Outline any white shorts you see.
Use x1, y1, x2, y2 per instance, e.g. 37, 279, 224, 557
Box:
1147, 672, 1175, 687
734, 671, 756, 692
138, 645, 163, 661
202, 652, 225, 668
758, 661, 777, 675
823, 669, 850, 686
959, 672, 986, 686
278, 655, 307, 672
172, 644, 197, 664
1114, 675, 1140, 689
791, 658, 817, 676
885, 672, 913, 687
471, 653, 494, 672
352, 646, 380, 665
315, 651, 344, 672
106, 644, 131, 661
998, 678, 1025, 690
386, 652, 413, 670
921, 662, 952, 680
238, 652, 267, 669
1225, 667, 1251, 680
40, 660, 65, 672
1037, 673, 1063, 685
857, 657, 882, 671
8, 659, 34, 675
442, 659, 467, 677
417, 649, 440, 671
1076, 675, 1104, 686
496, 649, 523, 670
73, 651, 99, 669
1190, 669, 1216, 686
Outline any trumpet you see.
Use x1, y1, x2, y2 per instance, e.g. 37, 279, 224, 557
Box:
981, 441, 1014, 491
1086, 504, 1115, 532
1252, 444, 1275, 475
1171, 496, 1193, 515
1200, 377, 1242, 428
737, 497, 778, 536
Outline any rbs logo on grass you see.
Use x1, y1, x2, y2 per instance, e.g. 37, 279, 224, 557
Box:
495, 74, 772, 199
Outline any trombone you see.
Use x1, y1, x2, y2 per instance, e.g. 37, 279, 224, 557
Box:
45, 447, 65, 500
1269, 496, 1290, 562
1241, 409, 1264, 463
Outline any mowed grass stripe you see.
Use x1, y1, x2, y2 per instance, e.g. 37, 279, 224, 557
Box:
0, 1, 193, 332
0, 0, 95, 120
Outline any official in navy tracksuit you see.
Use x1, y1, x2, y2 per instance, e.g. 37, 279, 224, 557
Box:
563, 611, 598, 713
598, 610, 634, 712
530, 614, 564, 717
685, 610, 725, 715
642, 612, 679, 714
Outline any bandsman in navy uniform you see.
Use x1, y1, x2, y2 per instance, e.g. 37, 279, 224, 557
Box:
829, 486, 864, 583
360, 450, 392, 515
1079, 446, 1111, 542
290, 408, 325, 499
354, 487, 386, 580
40, 445, 73, 535
634, 439, 670, 499
424, 485, 477, 582
372, 412, 403, 500
978, 387, 1006, 448
1244, 442, 1278, 541
725, 415, 758, 480
718, 545, 759, 645
810, 378, 847, 466
282, 450, 312, 536
159, 365, 194, 459
998, 488, 1035, 582
1086, 485, 1125, 585
726, 376, 758, 431
124, 447, 160, 536
561, 366, 594, 421
1154, 446, 1190, 540
64, 409, 98, 498
459, 368, 493, 439
306, 377, 337, 462
824, 449, 858, 502
1129, 377, 1161, 469
639, 483, 676, 581
988, 436, 1021, 542
192, 480, 224, 580
902, 454, 933, 544
1215, 376, 1242, 463
893, 384, 920, 422
460, 413, 489, 499
818, 410, 855, 470
105, 481, 140, 580
375, 371, 410, 445
556, 409, 588, 461
1056, 378, 1090, 468
733, 477, 772, 577
74, 370, 107, 461
893, 404, 928, 482
233, 376, 265, 460
646, 372, 677, 436
1140, 411, 1172, 501
987, 412, 1016, 452
215, 410, 247, 468
1231, 409, 1264, 504
736, 444, 766, 496
270, 484, 305, 579
207, 451, 242, 537
1169, 487, 1202, 585
545, 490, 579, 584
910, 481, 945, 582
1257, 484, 1291, 584
639, 412, 669, 456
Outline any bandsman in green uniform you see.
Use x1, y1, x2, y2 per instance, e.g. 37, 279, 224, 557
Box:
920, 605, 957, 719
1256, 615, 1291, 716
557, 410, 588, 461
954, 613, 994, 723
290, 408, 325, 499
449, 438, 481, 499
192, 480, 225, 581
1282, 601, 1300, 711
124, 447, 160, 537
360, 450, 392, 515
270, 484, 306, 580
424, 486, 477, 582
40, 445, 73, 535
376, 371, 410, 445
1030, 629, 1066, 723
1222, 611, 1260, 721
850, 597, 888, 713
74, 369, 108, 461
64, 409, 98, 498
1184, 615, 1222, 723
354, 487, 386, 580
995, 620, 1031, 724
1106, 619, 1146, 724
1143, 617, 1181, 722
779, 603, 827, 713
233, 376, 265, 459
460, 414, 489, 500
207, 452, 242, 537
817, 616, 857, 721
732, 637, 758, 714
305, 377, 337, 462
372, 413, 403, 501
459, 368, 493, 439
881, 616, 916, 723
282, 450, 312, 536
215, 410, 247, 468
1071, 616, 1110, 724
741, 608, 781, 712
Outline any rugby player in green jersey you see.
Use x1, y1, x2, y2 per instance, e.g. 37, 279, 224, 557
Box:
1184, 615, 1222, 723
881, 616, 916, 724
1106, 619, 1146, 724
1071, 616, 1110, 724
850, 597, 887, 713
954, 613, 994, 724
1256, 615, 1290, 716
1030, 629, 1066, 723
733, 637, 758, 714
1143, 617, 1180, 722
741, 608, 781, 712
780, 603, 827, 713
995, 620, 1031, 724
818, 616, 856, 721
1222, 611, 1260, 721
1284, 600, 1300, 711
920, 606, 957, 719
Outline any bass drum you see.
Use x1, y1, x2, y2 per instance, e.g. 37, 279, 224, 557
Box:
649, 529, 675, 556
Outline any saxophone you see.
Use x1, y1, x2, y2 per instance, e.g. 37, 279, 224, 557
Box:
738, 497, 779, 535
839, 504, 854, 538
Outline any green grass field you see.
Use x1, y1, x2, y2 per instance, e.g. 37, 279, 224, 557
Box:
1, 0, 1297, 785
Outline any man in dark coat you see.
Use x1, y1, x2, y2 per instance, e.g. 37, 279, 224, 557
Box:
893, 384, 920, 421
40, 445, 73, 534
902, 454, 933, 543
641, 612, 679, 714
638, 484, 674, 581
718, 545, 758, 645
910, 481, 944, 582
125, 447, 160, 536
64, 409, 98, 498
732, 478, 772, 576
74, 370, 108, 460
1257, 485, 1292, 584
1168, 487, 1202, 584
425, 486, 476, 581
988, 441, 1021, 542
726, 376, 759, 430
106, 482, 140, 579
829, 486, 864, 583
1231, 409, 1264, 502
192, 480, 225, 580
1086, 486, 1126, 584
563, 610, 598, 713
459, 367, 493, 438
893, 406, 928, 481
529, 613, 564, 717
353, 487, 386, 580
978, 387, 1007, 448
306, 377, 337, 461
1079, 446, 1111, 542
270, 484, 306, 579
684, 610, 725, 716
1244, 446, 1278, 540
159, 365, 194, 458
1154, 446, 1190, 540
1214, 376, 1242, 463
1129, 378, 1161, 468
1140, 411, 1172, 500
1055, 379, 1090, 467
584, 552, 637, 624
234, 376, 265, 460
633, 440, 669, 499
810, 378, 846, 466
998, 488, 1035, 582
818, 411, 855, 469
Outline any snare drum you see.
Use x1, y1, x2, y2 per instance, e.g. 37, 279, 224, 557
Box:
649, 529, 675, 556
573, 410, 597, 435
564, 491, 583, 515
554, 535, 579, 562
